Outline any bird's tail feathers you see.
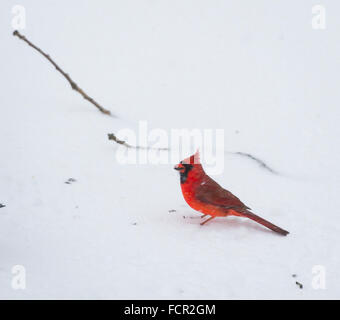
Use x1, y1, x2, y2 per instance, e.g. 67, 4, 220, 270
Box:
241, 210, 289, 236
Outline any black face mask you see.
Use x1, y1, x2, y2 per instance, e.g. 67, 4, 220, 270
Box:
179, 163, 193, 184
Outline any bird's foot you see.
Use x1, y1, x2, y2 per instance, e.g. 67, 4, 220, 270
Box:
200, 216, 215, 226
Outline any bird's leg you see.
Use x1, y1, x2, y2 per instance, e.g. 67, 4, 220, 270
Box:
201, 214, 208, 219
200, 216, 215, 226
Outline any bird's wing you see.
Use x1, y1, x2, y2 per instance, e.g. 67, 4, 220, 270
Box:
195, 176, 250, 210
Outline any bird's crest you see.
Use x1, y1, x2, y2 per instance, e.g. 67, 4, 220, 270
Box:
182, 149, 200, 165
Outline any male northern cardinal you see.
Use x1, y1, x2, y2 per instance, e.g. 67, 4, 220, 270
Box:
174, 151, 289, 236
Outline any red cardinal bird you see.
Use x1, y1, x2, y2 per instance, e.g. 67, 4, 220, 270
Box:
174, 150, 289, 236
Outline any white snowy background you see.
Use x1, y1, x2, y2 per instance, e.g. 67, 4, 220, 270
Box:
1, 0, 339, 299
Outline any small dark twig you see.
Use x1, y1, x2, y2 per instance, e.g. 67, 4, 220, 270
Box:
13, 30, 112, 116
108, 133, 134, 148
0, 204, 6, 209
232, 152, 278, 174
107, 133, 169, 150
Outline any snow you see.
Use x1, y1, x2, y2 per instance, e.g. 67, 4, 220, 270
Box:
1, 0, 340, 299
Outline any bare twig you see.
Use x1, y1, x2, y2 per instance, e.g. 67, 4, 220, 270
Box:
107, 133, 168, 150
108, 133, 134, 148
13, 30, 112, 116
231, 151, 278, 174
107, 133, 277, 173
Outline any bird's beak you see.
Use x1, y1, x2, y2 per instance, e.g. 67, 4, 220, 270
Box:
174, 164, 183, 171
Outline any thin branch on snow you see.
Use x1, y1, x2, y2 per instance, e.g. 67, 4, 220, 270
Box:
107, 133, 277, 173
107, 133, 169, 150
13, 30, 112, 116
231, 151, 278, 174
108, 133, 134, 148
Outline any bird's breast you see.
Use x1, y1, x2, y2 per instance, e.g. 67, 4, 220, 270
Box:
180, 183, 227, 217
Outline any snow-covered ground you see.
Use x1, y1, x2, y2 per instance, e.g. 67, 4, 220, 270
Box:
1, 0, 340, 299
